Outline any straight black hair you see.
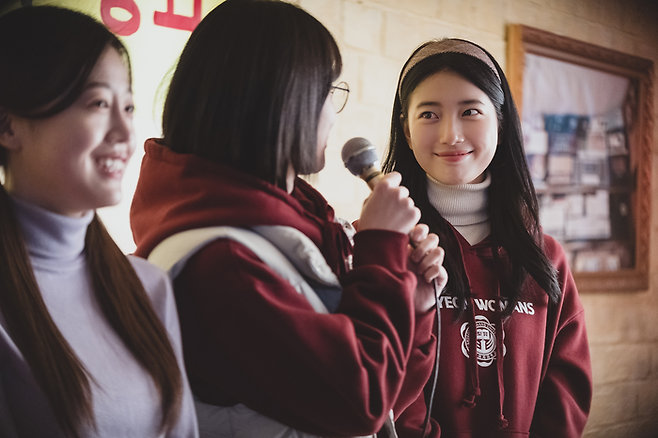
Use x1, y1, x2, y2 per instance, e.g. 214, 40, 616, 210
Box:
0, 6, 182, 436
383, 40, 561, 315
162, 0, 342, 190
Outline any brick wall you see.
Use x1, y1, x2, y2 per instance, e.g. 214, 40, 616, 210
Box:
295, 0, 658, 436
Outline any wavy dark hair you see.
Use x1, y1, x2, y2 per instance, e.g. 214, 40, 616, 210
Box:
162, 0, 341, 190
383, 39, 561, 315
0, 6, 182, 436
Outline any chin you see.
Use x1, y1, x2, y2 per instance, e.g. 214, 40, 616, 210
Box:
312, 160, 326, 174
96, 193, 123, 210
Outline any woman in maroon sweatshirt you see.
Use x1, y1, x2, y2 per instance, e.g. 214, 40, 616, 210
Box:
130, 0, 448, 437
383, 39, 592, 437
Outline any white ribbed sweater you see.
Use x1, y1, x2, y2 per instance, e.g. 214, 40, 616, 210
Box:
426, 173, 491, 245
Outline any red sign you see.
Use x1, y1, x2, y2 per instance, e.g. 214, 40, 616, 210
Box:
101, 0, 202, 36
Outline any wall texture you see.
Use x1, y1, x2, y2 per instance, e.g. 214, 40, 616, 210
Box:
293, 0, 658, 437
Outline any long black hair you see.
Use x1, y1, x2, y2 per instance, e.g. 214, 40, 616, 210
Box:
162, 0, 342, 190
383, 39, 561, 315
0, 6, 182, 436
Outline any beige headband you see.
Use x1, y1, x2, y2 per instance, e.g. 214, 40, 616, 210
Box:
399, 39, 500, 94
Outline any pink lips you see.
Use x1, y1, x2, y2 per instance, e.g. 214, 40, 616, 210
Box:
436, 151, 472, 162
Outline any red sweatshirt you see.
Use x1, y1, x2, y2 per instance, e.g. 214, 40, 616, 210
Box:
396, 229, 592, 438
130, 140, 436, 436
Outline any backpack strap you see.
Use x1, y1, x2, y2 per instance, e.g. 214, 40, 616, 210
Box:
148, 226, 329, 314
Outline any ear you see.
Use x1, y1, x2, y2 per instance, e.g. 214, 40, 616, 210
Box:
0, 110, 22, 151
401, 114, 412, 149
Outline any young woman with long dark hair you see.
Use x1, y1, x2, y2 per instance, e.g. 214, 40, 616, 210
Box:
130, 0, 447, 436
0, 6, 197, 437
383, 38, 592, 437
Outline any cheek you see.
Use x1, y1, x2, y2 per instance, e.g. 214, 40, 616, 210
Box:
406, 122, 420, 147
478, 127, 498, 169
317, 101, 335, 144
474, 120, 498, 150
489, 116, 499, 145
47, 115, 97, 148
491, 122, 500, 146
409, 125, 436, 152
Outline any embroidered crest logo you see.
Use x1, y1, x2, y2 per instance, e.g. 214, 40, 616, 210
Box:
460, 315, 506, 367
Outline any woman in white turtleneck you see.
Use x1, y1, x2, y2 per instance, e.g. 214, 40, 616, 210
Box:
0, 6, 196, 438
383, 39, 591, 438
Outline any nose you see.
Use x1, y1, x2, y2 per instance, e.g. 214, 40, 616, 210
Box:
108, 104, 134, 148
439, 116, 464, 146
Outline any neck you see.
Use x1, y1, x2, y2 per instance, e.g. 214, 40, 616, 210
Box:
427, 173, 491, 245
286, 163, 296, 194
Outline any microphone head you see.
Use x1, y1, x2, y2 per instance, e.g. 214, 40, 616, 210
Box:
341, 137, 380, 177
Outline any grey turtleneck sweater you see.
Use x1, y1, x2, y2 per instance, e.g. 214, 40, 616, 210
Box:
426, 173, 491, 245
0, 197, 198, 438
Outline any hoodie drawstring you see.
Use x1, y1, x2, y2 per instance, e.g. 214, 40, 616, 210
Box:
495, 312, 508, 429
461, 290, 509, 430
495, 282, 508, 430
462, 296, 481, 408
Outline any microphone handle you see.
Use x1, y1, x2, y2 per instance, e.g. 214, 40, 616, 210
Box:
359, 165, 383, 190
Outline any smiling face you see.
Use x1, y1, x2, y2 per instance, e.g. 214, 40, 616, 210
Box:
403, 70, 498, 185
3, 46, 135, 217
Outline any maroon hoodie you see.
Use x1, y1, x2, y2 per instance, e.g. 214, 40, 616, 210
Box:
130, 140, 436, 436
396, 228, 592, 438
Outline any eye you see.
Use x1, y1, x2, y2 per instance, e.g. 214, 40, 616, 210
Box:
92, 100, 109, 108
420, 111, 437, 119
125, 104, 135, 114
462, 109, 480, 116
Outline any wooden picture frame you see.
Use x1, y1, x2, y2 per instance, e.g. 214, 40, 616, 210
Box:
507, 24, 654, 292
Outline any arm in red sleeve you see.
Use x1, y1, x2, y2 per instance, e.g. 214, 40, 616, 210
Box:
175, 229, 418, 437
391, 305, 440, 438
530, 237, 592, 438
393, 307, 437, 416
394, 388, 440, 438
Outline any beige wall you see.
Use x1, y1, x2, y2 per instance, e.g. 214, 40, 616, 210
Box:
294, 0, 658, 437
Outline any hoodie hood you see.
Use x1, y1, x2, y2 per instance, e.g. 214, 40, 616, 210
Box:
130, 140, 348, 273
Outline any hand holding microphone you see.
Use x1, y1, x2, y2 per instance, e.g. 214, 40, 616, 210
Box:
342, 137, 419, 235
408, 224, 448, 312
358, 172, 421, 235
342, 137, 447, 311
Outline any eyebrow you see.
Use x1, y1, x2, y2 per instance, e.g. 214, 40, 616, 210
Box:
84, 81, 133, 93
414, 99, 485, 108
84, 81, 111, 90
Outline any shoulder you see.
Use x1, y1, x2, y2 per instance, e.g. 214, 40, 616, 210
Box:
127, 254, 172, 294
171, 235, 277, 293
540, 234, 584, 313
126, 255, 175, 322
541, 233, 569, 268
541, 233, 562, 255
182, 236, 276, 282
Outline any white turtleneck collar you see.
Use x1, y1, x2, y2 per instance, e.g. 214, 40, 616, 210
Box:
426, 172, 491, 245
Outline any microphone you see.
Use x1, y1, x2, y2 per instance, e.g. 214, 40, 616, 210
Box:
341, 137, 383, 189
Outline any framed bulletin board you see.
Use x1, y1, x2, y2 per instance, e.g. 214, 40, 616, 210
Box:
507, 24, 654, 292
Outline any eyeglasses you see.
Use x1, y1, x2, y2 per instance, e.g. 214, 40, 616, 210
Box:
330, 81, 349, 113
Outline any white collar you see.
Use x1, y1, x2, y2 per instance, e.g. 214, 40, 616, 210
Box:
426, 173, 491, 227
